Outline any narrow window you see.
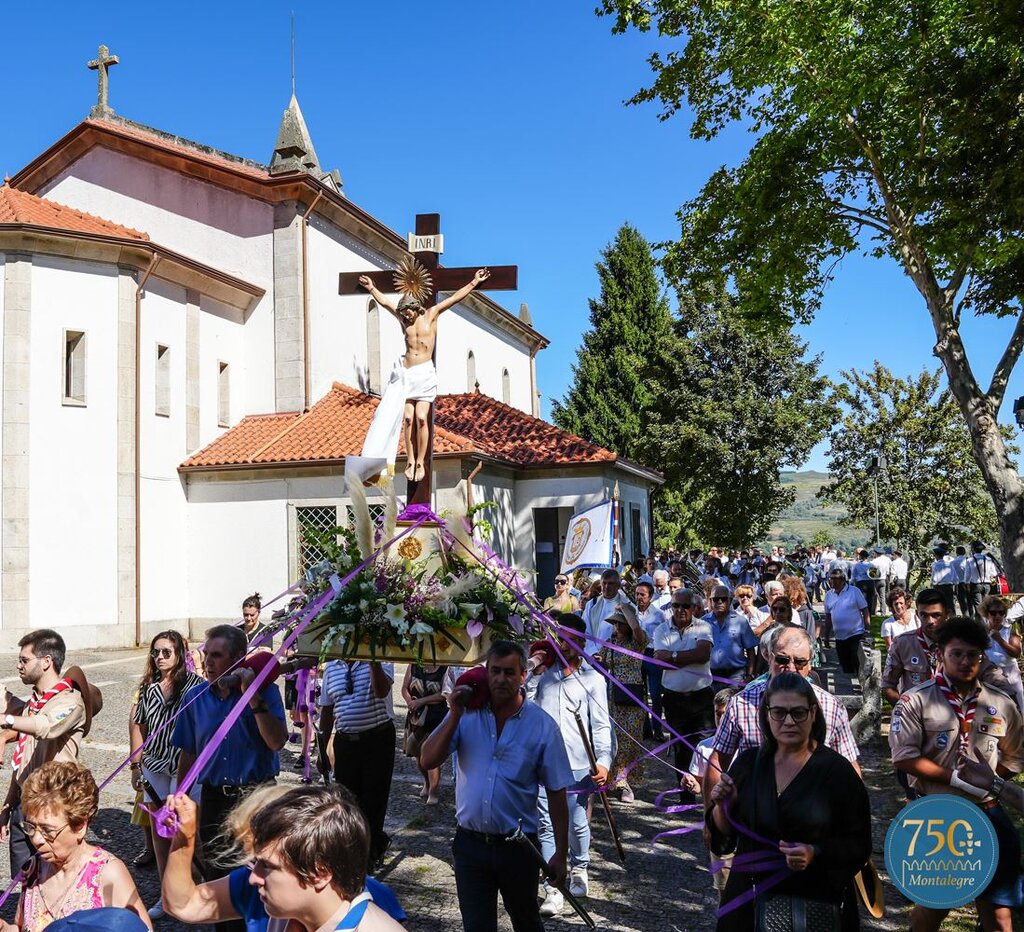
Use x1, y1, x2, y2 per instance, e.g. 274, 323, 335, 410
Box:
155, 344, 170, 417
502, 368, 511, 404
467, 350, 476, 391
63, 330, 87, 405
217, 361, 230, 427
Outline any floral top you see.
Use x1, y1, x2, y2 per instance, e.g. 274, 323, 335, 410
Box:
605, 631, 647, 685
20, 847, 112, 932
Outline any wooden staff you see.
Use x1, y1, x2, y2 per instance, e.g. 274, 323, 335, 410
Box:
570, 704, 627, 863
510, 821, 596, 929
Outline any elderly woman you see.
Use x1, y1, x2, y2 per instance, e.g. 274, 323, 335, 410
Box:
880, 587, 918, 649
162, 784, 404, 931
603, 606, 648, 802
13, 761, 151, 930
982, 595, 1024, 710
707, 673, 871, 930
734, 585, 768, 637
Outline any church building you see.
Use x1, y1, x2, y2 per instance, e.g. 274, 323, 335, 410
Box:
0, 48, 660, 648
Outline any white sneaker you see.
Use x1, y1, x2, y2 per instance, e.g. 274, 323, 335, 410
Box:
539, 886, 564, 917
569, 867, 589, 898
619, 783, 635, 803
147, 901, 165, 920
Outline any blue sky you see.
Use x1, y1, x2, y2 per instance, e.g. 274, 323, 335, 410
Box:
6, 1, 1022, 471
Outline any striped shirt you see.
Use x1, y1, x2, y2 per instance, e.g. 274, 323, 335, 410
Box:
712, 677, 860, 762
318, 661, 394, 733
134, 672, 204, 774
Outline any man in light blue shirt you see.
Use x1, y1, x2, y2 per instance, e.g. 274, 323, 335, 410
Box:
421, 640, 572, 932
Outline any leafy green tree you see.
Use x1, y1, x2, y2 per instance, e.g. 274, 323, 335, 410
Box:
819, 364, 1002, 573
809, 529, 835, 550
646, 288, 836, 548
551, 224, 673, 461
600, 0, 1024, 584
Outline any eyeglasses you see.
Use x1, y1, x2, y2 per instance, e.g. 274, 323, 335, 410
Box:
773, 655, 810, 670
672, 604, 695, 611
21, 821, 70, 843
767, 705, 812, 723
736, 594, 753, 600
150, 648, 174, 659
711, 596, 730, 603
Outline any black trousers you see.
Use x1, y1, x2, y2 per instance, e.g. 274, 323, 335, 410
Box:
453, 827, 543, 932
836, 634, 863, 675
8, 803, 34, 876
660, 686, 715, 772
333, 720, 396, 864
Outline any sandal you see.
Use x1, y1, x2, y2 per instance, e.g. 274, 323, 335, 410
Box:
133, 850, 156, 868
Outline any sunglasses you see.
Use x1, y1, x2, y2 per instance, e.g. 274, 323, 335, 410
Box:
773, 654, 810, 669
672, 603, 695, 611
555, 579, 568, 585
711, 596, 730, 603
767, 705, 812, 723
150, 648, 174, 659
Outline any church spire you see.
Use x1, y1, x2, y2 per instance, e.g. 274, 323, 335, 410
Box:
269, 93, 322, 176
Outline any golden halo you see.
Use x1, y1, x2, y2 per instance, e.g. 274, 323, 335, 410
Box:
393, 256, 433, 305
397, 537, 424, 560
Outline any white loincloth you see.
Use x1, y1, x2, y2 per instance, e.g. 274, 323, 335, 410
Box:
360, 359, 437, 466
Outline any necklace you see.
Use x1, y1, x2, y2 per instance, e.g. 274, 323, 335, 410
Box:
36, 847, 94, 922
775, 747, 813, 797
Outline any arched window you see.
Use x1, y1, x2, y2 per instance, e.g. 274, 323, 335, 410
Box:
502, 368, 511, 404
467, 351, 477, 391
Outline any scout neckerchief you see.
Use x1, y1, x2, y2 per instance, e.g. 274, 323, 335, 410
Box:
933, 671, 980, 757
11, 678, 74, 770
916, 629, 939, 674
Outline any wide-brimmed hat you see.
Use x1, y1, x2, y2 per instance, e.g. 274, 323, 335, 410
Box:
62, 666, 103, 737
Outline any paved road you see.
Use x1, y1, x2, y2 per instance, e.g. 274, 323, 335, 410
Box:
0, 647, 914, 931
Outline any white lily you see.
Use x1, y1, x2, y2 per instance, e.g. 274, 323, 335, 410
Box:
409, 620, 434, 636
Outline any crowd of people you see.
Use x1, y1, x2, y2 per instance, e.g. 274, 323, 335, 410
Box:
0, 539, 1020, 932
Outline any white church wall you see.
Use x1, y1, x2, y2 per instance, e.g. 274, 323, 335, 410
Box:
198, 296, 246, 446
40, 149, 275, 288
438, 307, 533, 411
138, 279, 190, 627
184, 473, 348, 630
306, 220, 372, 396
41, 148, 278, 417
468, 471, 518, 565
28, 257, 119, 640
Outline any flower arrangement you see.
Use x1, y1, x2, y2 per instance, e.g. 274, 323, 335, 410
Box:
298, 479, 538, 662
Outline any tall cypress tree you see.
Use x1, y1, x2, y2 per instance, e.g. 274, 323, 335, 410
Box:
551, 224, 672, 461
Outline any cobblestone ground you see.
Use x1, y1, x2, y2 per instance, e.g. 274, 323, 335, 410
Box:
0, 646, 979, 931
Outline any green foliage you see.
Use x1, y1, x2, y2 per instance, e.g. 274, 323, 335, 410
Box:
646, 288, 837, 548
598, 0, 1024, 326
819, 364, 1004, 569
551, 224, 673, 460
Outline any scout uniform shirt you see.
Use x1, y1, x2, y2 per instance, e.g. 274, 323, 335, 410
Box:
882, 629, 1017, 698
13, 687, 86, 786
889, 678, 1024, 799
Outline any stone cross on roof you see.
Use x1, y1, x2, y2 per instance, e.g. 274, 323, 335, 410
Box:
88, 45, 119, 118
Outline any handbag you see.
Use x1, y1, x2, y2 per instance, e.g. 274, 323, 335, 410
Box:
755, 894, 841, 932
611, 682, 646, 706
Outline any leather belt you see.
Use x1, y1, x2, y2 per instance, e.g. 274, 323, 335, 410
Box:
457, 826, 518, 845
334, 720, 392, 742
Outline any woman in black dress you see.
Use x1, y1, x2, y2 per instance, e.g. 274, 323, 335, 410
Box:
707, 673, 870, 931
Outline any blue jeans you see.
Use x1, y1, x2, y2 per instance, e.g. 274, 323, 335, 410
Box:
537, 774, 593, 870
642, 654, 664, 736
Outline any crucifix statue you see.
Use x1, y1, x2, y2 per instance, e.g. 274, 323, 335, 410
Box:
339, 213, 517, 505
87, 44, 119, 118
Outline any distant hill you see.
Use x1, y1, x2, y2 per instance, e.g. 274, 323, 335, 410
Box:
759, 470, 871, 550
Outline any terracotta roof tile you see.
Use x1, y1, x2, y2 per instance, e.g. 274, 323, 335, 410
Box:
0, 183, 149, 240
435, 393, 616, 467
85, 118, 272, 181
182, 383, 618, 471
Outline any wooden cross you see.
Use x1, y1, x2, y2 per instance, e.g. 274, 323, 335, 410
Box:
339, 213, 518, 506
88, 44, 119, 116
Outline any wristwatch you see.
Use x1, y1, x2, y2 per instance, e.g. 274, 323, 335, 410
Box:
3, 714, 14, 729
991, 775, 1007, 799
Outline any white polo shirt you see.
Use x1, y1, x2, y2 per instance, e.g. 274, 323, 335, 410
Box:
653, 619, 714, 693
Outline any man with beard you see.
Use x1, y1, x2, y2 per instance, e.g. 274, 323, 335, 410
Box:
890, 617, 1024, 931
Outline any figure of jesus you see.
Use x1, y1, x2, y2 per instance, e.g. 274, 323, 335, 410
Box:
358, 268, 491, 481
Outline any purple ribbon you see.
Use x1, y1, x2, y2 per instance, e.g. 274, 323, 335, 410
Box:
712, 800, 793, 919
0, 868, 26, 908
147, 514, 431, 838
